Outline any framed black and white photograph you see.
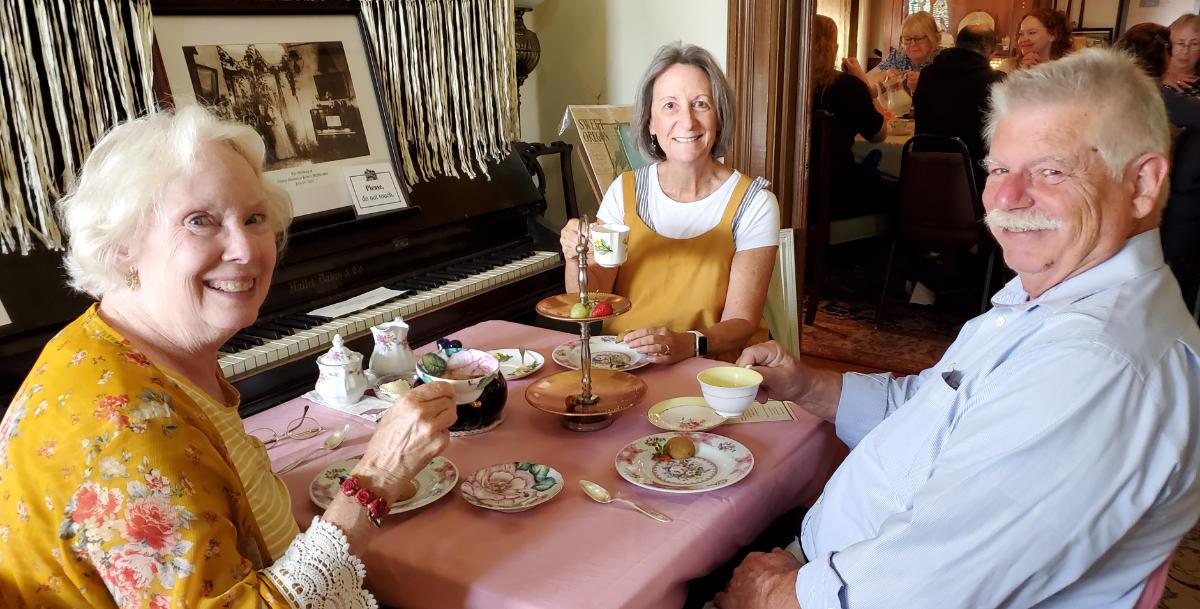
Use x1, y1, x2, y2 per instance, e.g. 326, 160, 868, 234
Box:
153, 12, 409, 217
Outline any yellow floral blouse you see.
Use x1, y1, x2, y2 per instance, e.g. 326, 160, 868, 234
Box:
0, 305, 292, 608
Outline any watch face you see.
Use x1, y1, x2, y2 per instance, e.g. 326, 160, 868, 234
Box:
698, 335, 707, 356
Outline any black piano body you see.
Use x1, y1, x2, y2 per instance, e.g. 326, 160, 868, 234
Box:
0, 150, 565, 417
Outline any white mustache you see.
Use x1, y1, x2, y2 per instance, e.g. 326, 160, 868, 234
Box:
984, 209, 1063, 232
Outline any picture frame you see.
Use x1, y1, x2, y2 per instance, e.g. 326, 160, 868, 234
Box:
1072, 28, 1114, 49
151, 7, 411, 218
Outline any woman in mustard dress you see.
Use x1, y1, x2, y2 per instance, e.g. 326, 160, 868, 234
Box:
560, 43, 780, 363
0, 106, 456, 608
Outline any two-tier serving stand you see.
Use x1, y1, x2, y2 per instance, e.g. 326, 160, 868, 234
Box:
525, 217, 647, 431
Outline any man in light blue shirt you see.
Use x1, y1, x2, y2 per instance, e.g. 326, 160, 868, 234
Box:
717, 49, 1200, 609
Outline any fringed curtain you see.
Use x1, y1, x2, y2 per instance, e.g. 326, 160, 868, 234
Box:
359, 0, 519, 183
0, 0, 155, 255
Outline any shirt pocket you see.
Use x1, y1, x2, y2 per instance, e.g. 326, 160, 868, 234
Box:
870, 371, 963, 498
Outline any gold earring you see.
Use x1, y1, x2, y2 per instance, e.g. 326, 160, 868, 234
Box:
125, 266, 140, 291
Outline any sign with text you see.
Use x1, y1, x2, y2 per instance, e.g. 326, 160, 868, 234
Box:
344, 163, 409, 216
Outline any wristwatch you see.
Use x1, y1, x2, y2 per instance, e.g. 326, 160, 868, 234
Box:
688, 330, 708, 357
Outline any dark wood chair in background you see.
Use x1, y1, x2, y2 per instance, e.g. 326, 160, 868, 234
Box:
876, 134, 995, 322
803, 110, 894, 326
513, 140, 579, 220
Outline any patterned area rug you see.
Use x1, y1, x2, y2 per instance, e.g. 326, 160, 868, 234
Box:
800, 298, 967, 376
801, 295, 1199, 608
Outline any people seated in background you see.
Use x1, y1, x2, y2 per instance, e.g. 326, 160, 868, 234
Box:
1116, 22, 1200, 310
559, 43, 779, 363
1008, 8, 1072, 70
715, 49, 1200, 609
0, 106, 457, 608
848, 11, 940, 97
913, 24, 1006, 186
1165, 14, 1200, 96
810, 14, 889, 220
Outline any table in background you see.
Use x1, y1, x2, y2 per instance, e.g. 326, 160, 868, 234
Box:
852, 121, 913, 180
245, 320, 845, 609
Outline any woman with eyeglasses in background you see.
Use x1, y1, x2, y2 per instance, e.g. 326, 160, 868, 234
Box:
1165, 14, 1200, 96
845, 11, 941, 97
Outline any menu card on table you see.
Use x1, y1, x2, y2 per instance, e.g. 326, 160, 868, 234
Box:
728, 400, 798, 424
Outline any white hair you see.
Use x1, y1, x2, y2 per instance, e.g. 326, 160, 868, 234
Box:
985, 48, 1169, 181
57, 105, 293, 299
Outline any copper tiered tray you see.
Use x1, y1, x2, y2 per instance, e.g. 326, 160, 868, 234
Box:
526, 219, 646, 431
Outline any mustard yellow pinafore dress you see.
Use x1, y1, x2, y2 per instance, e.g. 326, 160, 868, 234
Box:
601, 170, 770, 362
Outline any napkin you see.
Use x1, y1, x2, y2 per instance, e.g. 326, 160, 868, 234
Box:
303, 390, 391, 422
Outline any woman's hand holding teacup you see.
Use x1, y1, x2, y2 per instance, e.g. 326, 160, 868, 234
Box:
623, 326, 689, 364
559, 219, 597, 266
353, 381, 456, 502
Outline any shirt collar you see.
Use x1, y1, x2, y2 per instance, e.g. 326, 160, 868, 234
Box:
991, 229, 1165, 313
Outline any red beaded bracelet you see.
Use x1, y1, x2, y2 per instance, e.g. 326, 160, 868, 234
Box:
341, 475, 388, 527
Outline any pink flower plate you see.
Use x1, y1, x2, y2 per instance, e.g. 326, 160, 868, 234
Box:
460, 462, 563, 512
310, 455, 458, 514
615, 432, 754, 493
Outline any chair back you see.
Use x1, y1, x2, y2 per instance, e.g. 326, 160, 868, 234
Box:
765, 228, 800, 356
806, 110, 836, 231
897, 135, 984, 246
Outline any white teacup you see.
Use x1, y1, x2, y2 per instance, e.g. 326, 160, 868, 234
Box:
591, 223, 630, 268
697, 366, 763, 418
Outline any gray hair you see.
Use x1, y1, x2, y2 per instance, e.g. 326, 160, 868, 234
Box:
632, 42, 734, 162
58, 105, 293, 299
985, 48, 1169, 181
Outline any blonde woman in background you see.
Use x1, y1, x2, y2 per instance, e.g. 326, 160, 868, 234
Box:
1165, 13, 1200, 96
846, 11, 941, 95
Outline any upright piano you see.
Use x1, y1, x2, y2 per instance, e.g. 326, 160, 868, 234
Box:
0, 149, 565, 417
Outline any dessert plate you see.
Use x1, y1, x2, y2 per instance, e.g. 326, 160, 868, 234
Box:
552, 336, 648, 371
460, 462, 563, 512
647, 397, 727, 432
310, 455, 458, 514
489, 348, 545, 379
615, 432, 753, 493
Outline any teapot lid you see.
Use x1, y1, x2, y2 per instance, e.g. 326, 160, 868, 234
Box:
318, 333, 363, 366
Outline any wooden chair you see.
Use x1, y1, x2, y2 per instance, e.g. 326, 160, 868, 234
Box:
512, 140, 579, 219
803, 110, 893, 326
765, 228, 801, 357
875, 135, 995, 323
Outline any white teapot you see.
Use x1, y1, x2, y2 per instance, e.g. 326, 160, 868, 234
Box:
315, 333, 368, 407
369, 316, 416, 379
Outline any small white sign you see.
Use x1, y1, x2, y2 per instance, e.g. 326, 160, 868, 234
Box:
344, 163, 409, 216
0, 297, 9, 327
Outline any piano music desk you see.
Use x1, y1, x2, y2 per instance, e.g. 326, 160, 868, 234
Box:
245, 320, 844, 609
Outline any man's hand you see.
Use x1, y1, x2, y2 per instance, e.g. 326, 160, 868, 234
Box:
714, 549, 803, 609
735, 342, 843, 422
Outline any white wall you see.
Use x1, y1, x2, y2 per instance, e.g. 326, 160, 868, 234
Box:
519, 0, 728, 230
1125, 0, 1199, 30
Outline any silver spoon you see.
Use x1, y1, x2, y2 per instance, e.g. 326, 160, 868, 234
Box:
579, 479, 671, 522
276, 424, 350, 474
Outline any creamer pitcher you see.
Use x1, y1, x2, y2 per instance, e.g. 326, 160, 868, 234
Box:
369, 316, 416, 379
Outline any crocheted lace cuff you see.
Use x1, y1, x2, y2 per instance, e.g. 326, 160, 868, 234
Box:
262, 516, 377, 609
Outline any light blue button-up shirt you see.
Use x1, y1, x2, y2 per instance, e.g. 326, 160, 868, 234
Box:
796, 230, 1200, 608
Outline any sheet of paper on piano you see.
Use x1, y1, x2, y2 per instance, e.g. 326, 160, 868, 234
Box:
0, 297, 10, 327
727, 400, 799, 424
308, 286, 407, 319
558, 105, 649, 201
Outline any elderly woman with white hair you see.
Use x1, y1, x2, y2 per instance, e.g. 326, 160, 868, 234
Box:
0, 106, 456, 608
559, 42, 779, 364
846, 11, 942, 96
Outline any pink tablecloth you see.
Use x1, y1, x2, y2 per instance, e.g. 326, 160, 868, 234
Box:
245, 320, 845, 609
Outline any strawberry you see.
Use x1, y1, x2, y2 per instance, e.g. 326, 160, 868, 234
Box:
590, 301, 613, 317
